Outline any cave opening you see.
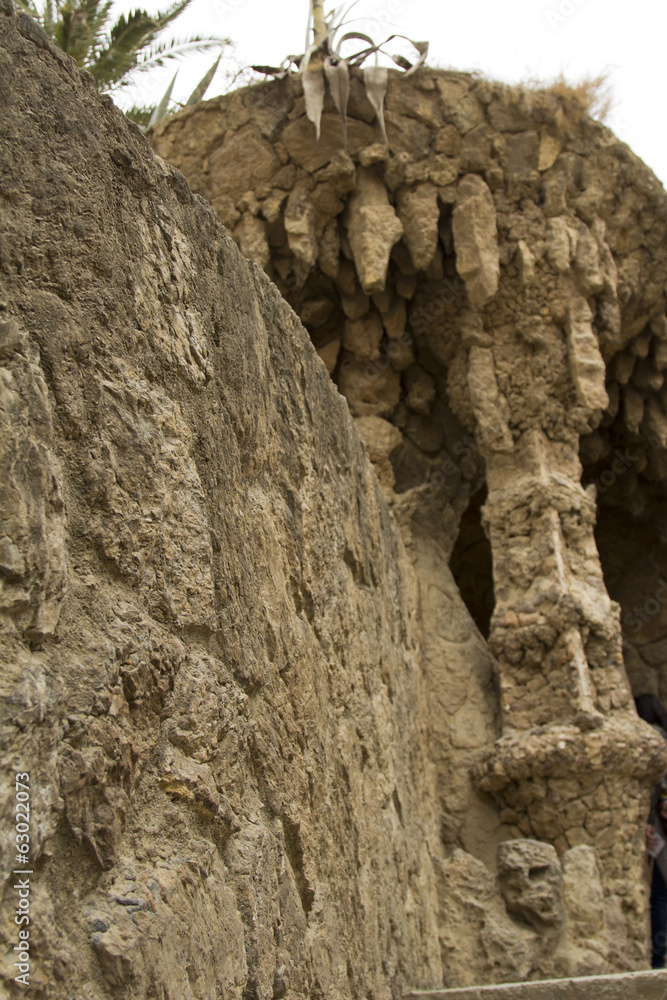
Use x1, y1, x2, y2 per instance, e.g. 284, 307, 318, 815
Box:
578, 339, 667, 705
449, 486, 495, 639
593, 495, 667, 703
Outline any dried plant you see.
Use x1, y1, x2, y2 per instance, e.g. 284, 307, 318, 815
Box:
521, 72, 614, 123
252, 1, 428, 146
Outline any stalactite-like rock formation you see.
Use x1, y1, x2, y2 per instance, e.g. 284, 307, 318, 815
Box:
150, 66, 667, 978
3, 0, 667, 992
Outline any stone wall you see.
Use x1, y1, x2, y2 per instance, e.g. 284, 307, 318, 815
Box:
407, 969, 667, 999
0, 6, 448, 997
149, 62, 667, 979
4, 0, 667, 993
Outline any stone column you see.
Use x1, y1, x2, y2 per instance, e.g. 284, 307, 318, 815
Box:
461, 302, 667, 964
484, 427, 622, 734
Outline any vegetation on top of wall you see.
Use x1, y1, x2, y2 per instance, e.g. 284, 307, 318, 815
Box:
14, 0, 229, 125
252, 0, 428, 146
519, 72, 613, 123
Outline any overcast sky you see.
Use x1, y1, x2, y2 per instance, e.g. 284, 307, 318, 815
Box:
114, 0, 667, 188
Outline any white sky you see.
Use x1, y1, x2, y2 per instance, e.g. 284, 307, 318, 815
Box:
113, 0, 667, 189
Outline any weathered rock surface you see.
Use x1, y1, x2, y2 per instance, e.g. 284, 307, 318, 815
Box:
452, 175, 500, 308
0, 7, 446, 997
149, 59, 667, 987
345, 168, 404, 294
407, 970, 667, 1000
5, 8, 667, 995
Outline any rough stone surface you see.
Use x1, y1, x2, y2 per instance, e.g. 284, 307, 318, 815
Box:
452, 174, 500, 308
0, 10, 445, 998
396, 182, 440, 271
345, 168, 404, 294
405, 970, 667, 999
5, 19, 667, 996
150, 62, 667, 986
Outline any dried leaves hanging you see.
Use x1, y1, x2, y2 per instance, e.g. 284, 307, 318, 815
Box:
323, 54, 350, 147
362, 65, 388, 145
302, 60, 326, 141
252, 11, 429, 150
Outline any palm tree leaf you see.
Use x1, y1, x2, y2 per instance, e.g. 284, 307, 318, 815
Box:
107, 36, 224, 88
122, 103, 156, 128
148, 69, 177, 126
185, 50, 221, 106
14, 0, 42, 18
94, 13, 225, 90
92, 3, 204, 88
150, 0, 192, 33
91, 9, 160, 86
47, 0, 67, 36
57, 2, 96, 65
86, 0, 114, 51
16, 0, 230, 106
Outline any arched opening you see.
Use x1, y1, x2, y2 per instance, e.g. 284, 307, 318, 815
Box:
449, 486, 494, 638
594, 498, 667, 702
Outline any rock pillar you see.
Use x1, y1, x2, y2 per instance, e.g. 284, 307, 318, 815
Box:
468, 340, 666, 964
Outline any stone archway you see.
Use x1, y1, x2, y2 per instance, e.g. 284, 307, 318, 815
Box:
149, 67, 667, 972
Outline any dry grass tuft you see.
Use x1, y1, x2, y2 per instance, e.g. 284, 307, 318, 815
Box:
521, 72, 614, 122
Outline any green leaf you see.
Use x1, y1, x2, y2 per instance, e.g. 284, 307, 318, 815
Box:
185, 50, 221, 106
14, 0, 230, 105
123, 103, 155, 128
90, 9, 164, 88
148, 68, 177, 126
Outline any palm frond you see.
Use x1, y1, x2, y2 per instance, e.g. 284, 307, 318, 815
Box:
92, 7, 206, 89
185, 49, 222, 106
43, 0, 60, 36
90, 9, 160, 87
104, 35, 225, 91
147, 0, 191, 32
13, 0, 42, 18
122, 103, 156, 128
15, 0, 231, 115
56, 3, 96, 66
148, 68, 177, 126
85, 0, 114, 53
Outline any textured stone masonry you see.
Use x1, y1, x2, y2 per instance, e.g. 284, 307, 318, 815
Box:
150, 61, 667, 981
3, 0, 667, 993
406, 969, 667, 999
